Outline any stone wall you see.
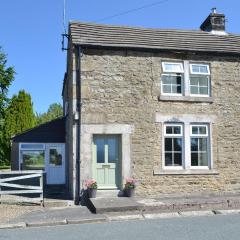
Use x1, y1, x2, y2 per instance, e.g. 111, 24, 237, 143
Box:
78, 48, 240, 197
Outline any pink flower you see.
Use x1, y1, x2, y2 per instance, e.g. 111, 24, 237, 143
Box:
125, 178, 139, 189
126, 178, 137, 185
84, 179, 97, 189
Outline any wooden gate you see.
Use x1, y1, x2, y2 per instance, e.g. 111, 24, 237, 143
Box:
0, 171, 44, 205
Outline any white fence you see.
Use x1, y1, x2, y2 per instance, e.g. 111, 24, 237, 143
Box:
0, 171, 44, 205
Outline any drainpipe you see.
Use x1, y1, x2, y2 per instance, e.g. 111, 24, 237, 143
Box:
74, 45, 81, 205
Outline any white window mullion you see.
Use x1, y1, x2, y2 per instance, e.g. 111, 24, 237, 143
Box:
209, 123, 213, 169
184, 122, 191, 169
184, 61, 190, 97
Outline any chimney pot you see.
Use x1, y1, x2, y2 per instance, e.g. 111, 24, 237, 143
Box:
211, 7, 217, 14
200, 9, 226, 34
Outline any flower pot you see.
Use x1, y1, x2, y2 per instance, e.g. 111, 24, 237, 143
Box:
124, 188, 135, 197
88, 188, 97, 198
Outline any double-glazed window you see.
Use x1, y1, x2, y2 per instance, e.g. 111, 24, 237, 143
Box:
20, 144, 45, 170
164, 123, 210, 169
190, 64, 210, 96
164, 125, 183, 167
161, 62, 211, 97
190, 125, 209, 167
161, 63, 183, 95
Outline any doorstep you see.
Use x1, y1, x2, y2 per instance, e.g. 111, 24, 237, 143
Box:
84, 193, 240, 215
88, 197, 144, 214
95, 190, 121, 198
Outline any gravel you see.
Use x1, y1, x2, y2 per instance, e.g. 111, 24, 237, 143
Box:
0, 204, 41, 224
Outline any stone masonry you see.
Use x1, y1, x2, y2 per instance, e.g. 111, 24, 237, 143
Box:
71, 47, 240, 197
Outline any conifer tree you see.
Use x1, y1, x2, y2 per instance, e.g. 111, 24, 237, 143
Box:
4, 90, 36, 162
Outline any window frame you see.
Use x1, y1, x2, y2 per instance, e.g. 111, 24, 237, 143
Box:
49, 146, 63, 167
161, 62, 184, 96
190, 124, 210, 170
190, 64, 210, 75
20, 143, 45, 150
190, 125, 208, 137
162, 62, 184, 73
189, 63, 211, 97
160, 61, 212, 100
162, 122, 212, 172
19, 143, 46, 170
20, 150, 45, 170
163, 124, 184, 170
164, 124, 183, 137
189, 75, 210, 97
161, 73, 183, 96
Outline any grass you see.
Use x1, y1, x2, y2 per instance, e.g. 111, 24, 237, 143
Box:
0, 165, 10, 170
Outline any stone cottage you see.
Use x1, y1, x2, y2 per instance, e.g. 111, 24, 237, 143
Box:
12, 10, 240, 202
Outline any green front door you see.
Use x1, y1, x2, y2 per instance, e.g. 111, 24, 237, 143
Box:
92, 135, 121, 189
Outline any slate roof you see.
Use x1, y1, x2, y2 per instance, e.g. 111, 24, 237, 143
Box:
70, 21, 240, 55
12, 117, 65, 143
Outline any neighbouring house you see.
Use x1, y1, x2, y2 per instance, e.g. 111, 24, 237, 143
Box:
11, 118, 66, 185
11, 9, 240, 202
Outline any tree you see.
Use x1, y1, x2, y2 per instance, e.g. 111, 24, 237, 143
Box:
4, 90, 36, 163
0, 47, 15, 119
36, 103, 63, 125
0, 47, 15, 166
5, 90, 36, 137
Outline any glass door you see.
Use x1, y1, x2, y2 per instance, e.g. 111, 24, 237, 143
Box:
46, 144, 65, 185
92, 135, 121, 189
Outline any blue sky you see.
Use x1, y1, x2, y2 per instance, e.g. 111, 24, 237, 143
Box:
1, 0, 239, 113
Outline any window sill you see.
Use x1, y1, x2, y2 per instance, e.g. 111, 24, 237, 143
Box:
153, 168, 219, 175
158, 95, 213, 103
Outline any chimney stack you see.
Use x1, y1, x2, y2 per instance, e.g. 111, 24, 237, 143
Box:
200, 8, 227, 35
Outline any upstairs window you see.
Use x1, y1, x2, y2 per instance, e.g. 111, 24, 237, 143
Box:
162, 62, 184, 73
190, 64, 210, 96
161, 62, 184, 95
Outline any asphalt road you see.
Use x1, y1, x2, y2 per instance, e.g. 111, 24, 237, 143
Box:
1, 214, 240, 240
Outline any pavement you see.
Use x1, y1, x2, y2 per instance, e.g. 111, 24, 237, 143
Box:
2, 206, 106, 228
0, 194, 240, 230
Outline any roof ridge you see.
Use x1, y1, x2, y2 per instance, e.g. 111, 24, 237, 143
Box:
69, 21, 240, 55
69, 20, 240, 37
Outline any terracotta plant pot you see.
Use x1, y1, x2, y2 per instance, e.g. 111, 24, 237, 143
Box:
124, 188, 135, 197
88, 188, 97, 198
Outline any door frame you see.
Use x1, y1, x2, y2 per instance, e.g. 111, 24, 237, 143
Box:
92, 134, 122, 190
80, 124, 133, 190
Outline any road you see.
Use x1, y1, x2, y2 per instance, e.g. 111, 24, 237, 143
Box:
0, 214, 240, 240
